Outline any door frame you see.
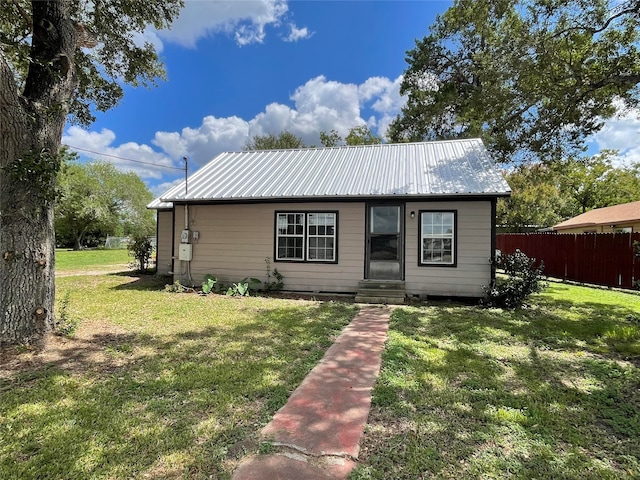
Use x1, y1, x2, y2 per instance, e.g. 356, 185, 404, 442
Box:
365, 202, 405, 280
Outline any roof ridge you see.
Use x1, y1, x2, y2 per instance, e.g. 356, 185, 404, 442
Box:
228, 138, 484, 155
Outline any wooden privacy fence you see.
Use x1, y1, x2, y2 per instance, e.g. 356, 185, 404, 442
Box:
496, 233, 640, 290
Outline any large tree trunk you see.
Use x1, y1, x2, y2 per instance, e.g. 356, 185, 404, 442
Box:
0, 0, 77, 347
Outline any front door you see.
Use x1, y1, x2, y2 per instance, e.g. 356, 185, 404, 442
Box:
366, 204, 403, 280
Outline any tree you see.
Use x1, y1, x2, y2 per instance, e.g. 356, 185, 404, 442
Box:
244, 131, 306, 150
498, 152, 640, 231
497, 163, 573, 231
554, 151, 640, 213
598, 163, 640, 207
55, 160, 155, 250
319, 129, 342, 147
319, 125, 383, 147
0, 0, 182, 346
554, 151, 616, 214
345, 125, 382, 146
389, 0, 640, 163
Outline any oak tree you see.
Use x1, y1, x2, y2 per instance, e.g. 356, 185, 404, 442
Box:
0, 0, 182, 346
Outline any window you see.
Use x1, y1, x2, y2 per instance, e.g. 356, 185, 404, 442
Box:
420, 211, 456, 266
276, 211, 337, 262
276, 213, 304, 260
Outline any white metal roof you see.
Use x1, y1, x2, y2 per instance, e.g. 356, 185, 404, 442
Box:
149, 139, 510, 208
147, 197, 173, 210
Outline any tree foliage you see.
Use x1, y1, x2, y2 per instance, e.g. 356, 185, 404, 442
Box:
389, 0, 640, 163
319, 126, 382, 147
498, 153, 640, 230
244, 131, 306, 150
498, 163, 572, 231
55, 159, 155, 249
555, 151, 640, 213
345, 125, 382, 145
0, 0, 184, 126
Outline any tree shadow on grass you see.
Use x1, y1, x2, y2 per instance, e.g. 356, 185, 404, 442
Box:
355, 299, 640, 480
0, 300, 358, 480
108, 272, 172, 291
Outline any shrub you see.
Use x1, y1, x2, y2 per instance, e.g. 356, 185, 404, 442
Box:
128, 235, 153, 272
483, 249, 547, 309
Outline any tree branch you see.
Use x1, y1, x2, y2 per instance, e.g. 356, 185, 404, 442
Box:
549, 3, 640, 39
11, 0, 32, 28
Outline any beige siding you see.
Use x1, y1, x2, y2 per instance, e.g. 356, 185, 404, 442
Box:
156, 210, 173, 275
171, 200, 494, 297
405, 201, 493, 297
172, 203, 365, 292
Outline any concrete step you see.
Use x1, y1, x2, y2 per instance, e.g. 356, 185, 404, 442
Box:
355, 295, 405, 305
357, 288, 406, 297
356, 280, 406, 305
357, 280, 405, 290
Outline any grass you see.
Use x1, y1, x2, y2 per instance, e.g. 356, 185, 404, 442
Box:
4, 249, 640, 479
55, 248, 131, 272
0, 273, 357, 479
351, 283, 640, 480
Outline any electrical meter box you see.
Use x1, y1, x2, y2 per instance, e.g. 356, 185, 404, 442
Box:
180, 229, 190, 243
178, 243, 192, 261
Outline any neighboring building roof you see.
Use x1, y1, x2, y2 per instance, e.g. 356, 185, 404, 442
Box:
148, 139, 510, 208
554, 200, 640, 230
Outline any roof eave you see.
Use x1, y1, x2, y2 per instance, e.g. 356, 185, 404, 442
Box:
162, 191, 511, 204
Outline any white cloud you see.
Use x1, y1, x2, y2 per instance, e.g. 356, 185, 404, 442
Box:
165, 75, 405, 162
62, 126, 178, 180
64, 74, 408, 191
284, 24, 313, 42
358, 75, 406, 138
154, 115, 249, 166
155, 0, 292, 48
588, 106, 640, 168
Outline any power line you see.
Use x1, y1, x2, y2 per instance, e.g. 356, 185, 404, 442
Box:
64, 144, 185, 171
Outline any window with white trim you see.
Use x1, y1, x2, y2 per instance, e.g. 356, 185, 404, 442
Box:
420, 211, 456, 266
276, 212, 337, 262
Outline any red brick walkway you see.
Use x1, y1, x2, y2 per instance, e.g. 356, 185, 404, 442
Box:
232, 306, 391, 480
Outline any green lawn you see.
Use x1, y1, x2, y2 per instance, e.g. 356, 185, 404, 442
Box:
351, 284, 640, 479
2, 271, 639, 479
55, 248, 131, 272
0, 274, 357, 479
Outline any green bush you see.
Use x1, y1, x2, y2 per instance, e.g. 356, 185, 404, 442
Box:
483, 249, 547, 309
128, 235, 153, 272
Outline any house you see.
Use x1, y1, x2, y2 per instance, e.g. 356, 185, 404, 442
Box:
148, 139, 511, 301
553, 200, 640, 234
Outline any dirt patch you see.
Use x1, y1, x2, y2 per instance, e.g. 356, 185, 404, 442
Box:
0, 320, 133, 382
55, 265, 131, 277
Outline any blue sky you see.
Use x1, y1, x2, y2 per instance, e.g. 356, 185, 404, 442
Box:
61, 0, 640, 195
